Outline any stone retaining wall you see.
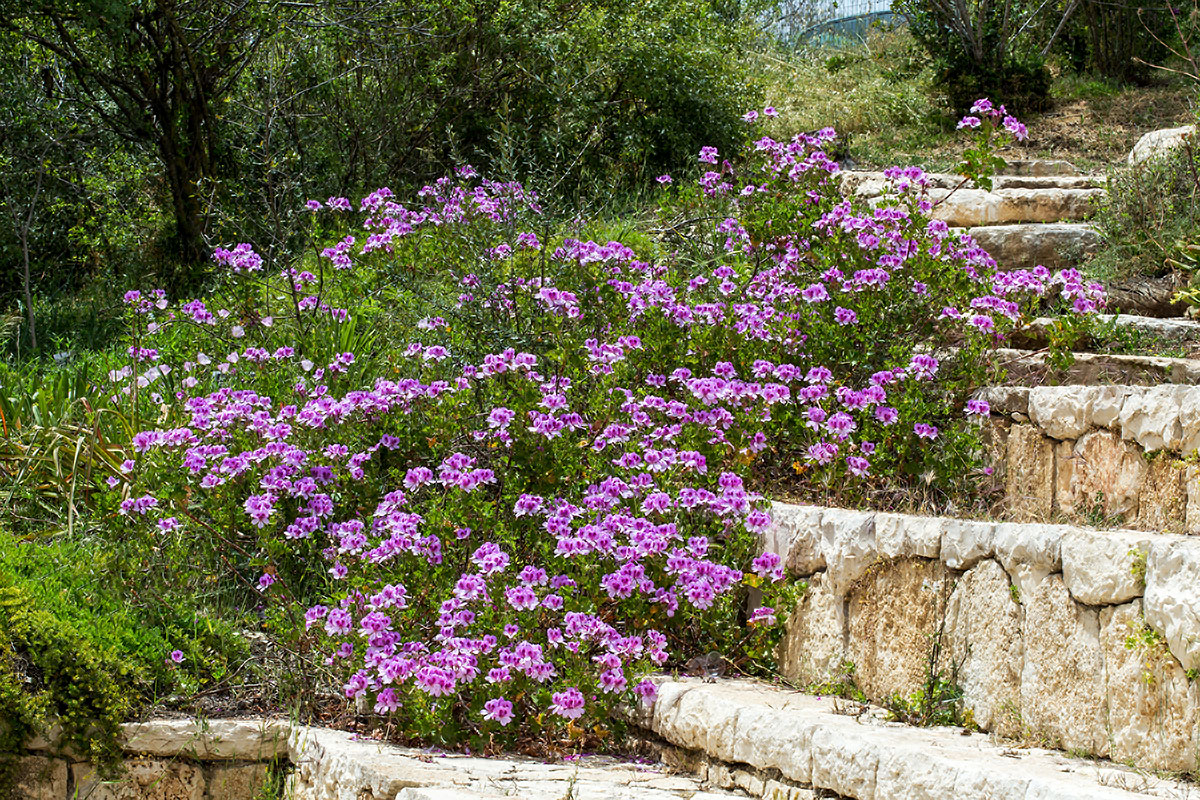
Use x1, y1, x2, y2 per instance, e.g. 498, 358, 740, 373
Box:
17, 718, 288, 800
17, 718, 741, 800
983, 385, 1200, 531
764, 502, 1200, 773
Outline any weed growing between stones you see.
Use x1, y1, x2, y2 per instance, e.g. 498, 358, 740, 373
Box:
88, 103, 1104, 750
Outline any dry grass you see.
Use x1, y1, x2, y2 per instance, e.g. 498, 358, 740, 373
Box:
751, 29, 1197, 173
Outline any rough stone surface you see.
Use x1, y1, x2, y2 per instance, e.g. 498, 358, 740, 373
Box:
997, 350, 1200, 387
1004, 159, 1082, 176
927, 187, 1104, 227
1005, 423, 1055, 521
764, 502, 826, 575
944, 560, 1023, 736
992, 522, 1064, 575
777, 573, 847, 686
1143, 537, 1200, 670
1029, 386, 1094, 440
205, 763, 268, 800
1100, 600, 1200, 773
13, 755, 67, 800
1129, 125, 1196, 164
641, 678, 1176, 800
874, 511, 941, 561
1055, 430, 1144, 522
287, 726, 739, 800
74, 759, 206, 800
818, 509, 877, 594
1137, 457, 1186, 533
940, 518, 996, 570
846, 558, 952, 702
1187, 464, 1200, 535
969, 223, 1101, 270
1118, 385, 1190, 452
121, 718, 290, 760
1020, 575, 1106, 754
1061, 529, 1157, 605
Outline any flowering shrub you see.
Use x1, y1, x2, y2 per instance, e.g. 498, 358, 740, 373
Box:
106, 104, 1102, 748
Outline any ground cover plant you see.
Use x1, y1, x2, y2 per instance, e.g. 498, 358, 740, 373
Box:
34, 101, 1101, 756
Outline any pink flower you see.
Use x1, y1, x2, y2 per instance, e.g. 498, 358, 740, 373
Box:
483, 697, 514, 725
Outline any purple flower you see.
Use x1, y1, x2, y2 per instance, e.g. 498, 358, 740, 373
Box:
483, 697, 514, 725
657, 174, 673, 185
550, 687, 586, 719
169, 649, 184, 664
749, 606, 777, 626
914, 423, 939, 440
965, 398, 991, 417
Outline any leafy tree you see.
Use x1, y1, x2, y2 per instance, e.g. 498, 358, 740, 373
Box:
1, 0, 280, 283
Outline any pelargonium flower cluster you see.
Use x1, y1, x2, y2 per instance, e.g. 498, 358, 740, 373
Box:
111, 105, 1102, 744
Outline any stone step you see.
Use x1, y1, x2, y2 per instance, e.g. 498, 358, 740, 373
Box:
759, 502, 1200, 778
966, 222, 1101, 271
982, 384, 1200, 530
840, 171, 1104, 195
994, 347, 1200, 385
1004, 158, 1082, 177
1011, 314, 1200, 350
928, 187, 1104, 227
638, 677, 1187, 799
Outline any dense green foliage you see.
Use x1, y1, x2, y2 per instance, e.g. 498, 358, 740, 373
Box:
0, 0, 758, 329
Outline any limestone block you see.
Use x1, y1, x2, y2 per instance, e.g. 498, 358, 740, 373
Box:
983, 385, 1030, 416
1028, 386, 1095, 440
1061, 529, 1159, 605
121, 718, 290, 760
940, 518, 997, 570
847, 558, 953, 702
980, 417, 1010, 490
764, 502, 826, 576
1117, 384, 1189, 452
992, 522, 1065, 575
74, 759, 205, 800
1020, 574, 1106, 753
1128, 125, 1195, 164
1005, 423, 1054, 521
1143, 538, 1200, 670
13, 755, 67, 800
1055, 430, 1144, 523
1187, 465, 1200, 535
945, 559, 1023, 736
1090, 386, 1131, 429
1137, 457, 1186, 533
1101, 600, 1200, 773
967, 223, 1100, 271
205, 764, 267, 800
875, 512, 941, 561
1178, 386, 1200, 453
928, 187, 1103, 227
1003, 159, 1082, 177
777, 573, 848, 686
817, 508, 877, 594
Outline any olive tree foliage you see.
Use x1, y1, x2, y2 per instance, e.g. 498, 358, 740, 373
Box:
0, 0, 757, 323
0, 0, 279, 286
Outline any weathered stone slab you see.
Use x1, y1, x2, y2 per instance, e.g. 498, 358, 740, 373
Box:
1137, 457, 1186, 533
73, 759, 205, 800
12, 755, 67, 800
776, 573, 847, 687
847, 558, 953, 702
1061, 529, 1159, 605
1005, 423, 1054, 521
1055, 430, 1144, 522
1020, 575, 1106, 754
945, 559, 1023, 737
764, 502, 826, 575
1143, 538, 1200, 671
1100, 600, 1200, 773
121, 718, 290, 760
968, 223, 1100, 271
1128, 125, 1196, 164
639, 678, 1175, 800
